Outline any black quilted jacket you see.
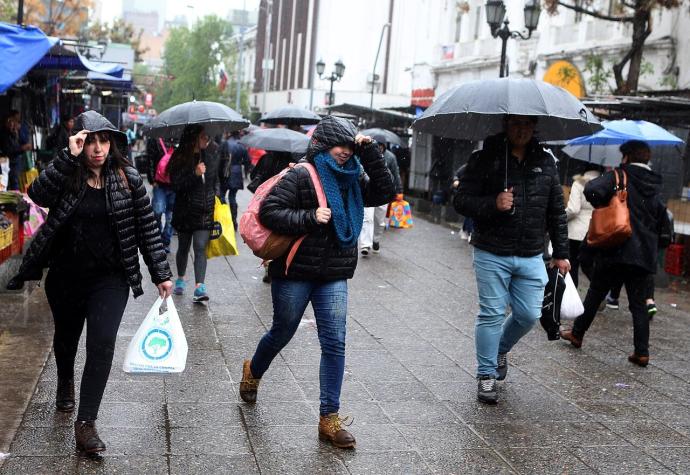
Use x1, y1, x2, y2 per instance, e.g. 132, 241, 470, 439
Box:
260, 142, 394, 281
454, 134, 569, 259
169, 141, 221, 232
14, 149, 172, 297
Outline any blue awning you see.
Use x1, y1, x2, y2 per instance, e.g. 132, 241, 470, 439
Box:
87, 71, 133, 90
0, 22, 59, 93
35, 43, 125, 78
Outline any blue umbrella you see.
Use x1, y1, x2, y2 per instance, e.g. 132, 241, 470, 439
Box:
563, 120, 685, 167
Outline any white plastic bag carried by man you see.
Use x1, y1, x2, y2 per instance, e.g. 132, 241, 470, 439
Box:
123, 297, 188, 373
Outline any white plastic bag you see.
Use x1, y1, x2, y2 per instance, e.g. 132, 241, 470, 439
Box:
123, 297, 188, 373
560, 273, 584, 321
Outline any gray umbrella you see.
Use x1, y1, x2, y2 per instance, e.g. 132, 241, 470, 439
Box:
412, 78, 602, 141
261, 106, 322, 126
144, 100, 249, 139
360, 128, 406, 147
239, 128, 310, 154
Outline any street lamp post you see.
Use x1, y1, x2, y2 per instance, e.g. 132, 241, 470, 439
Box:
485, 0, 541, 78
316, 59, 345, 114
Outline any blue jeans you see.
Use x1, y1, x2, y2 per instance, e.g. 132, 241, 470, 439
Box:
250, 278, 348, 415
473, 249, 548, 377
152, 186, 175, 245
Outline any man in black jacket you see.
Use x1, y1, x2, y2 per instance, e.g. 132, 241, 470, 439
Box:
455, 115, 570, 404
561, 140, 671, 367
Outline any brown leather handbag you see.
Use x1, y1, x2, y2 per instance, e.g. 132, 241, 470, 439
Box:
586, 169, 632, 248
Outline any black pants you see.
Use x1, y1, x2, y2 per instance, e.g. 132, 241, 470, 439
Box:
609, 273, 655, 301
569, 239, 583, 287
572, 262, 650, 356
45, 271, 129, 421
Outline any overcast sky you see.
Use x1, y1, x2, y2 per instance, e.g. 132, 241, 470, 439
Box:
100, 0, 260, 26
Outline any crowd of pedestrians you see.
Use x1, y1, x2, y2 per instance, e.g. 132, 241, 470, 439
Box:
3, 98, 675, 455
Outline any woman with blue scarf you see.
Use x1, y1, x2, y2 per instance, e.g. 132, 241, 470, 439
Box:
239, 116, 394, 449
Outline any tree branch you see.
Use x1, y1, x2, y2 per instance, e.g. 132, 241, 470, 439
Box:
555, 1, 634, 22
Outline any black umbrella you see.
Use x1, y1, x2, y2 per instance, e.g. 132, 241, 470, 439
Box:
144, 101, 249, 139
412, 78, 602, 141
239, 128, 310, 154
360, 128, 406, 147
261, 106, 322, 126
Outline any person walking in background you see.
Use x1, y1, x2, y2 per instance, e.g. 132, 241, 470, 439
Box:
7, 111, 172, 454
46, 113, 74, 159
358, 134, 401, 256
247, 150, 294, 193
452, 164, 474, 241
0, 111, 31, 190
455, 115, 570, 404
222, 131, 250, 229
565, 164, 602, 287
147, 136, 176, 253
238, 116, 393, 449
167, 124, 221, 303
561, 140, 671, 367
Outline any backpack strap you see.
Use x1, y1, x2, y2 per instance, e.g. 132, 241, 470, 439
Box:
158, 138, 170, 155
284, 162, 327, 274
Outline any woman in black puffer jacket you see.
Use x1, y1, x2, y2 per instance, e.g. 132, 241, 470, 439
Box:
238, 116, 394, 449
167, 125, 221, 302
8, 111, 173, 455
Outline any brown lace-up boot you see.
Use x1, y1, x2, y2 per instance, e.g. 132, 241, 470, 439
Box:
74, 421, 106, 454
318, 413, 356, 449
56, 378, 75, 412
628, 353, 649, 367
239, 359, 260, 403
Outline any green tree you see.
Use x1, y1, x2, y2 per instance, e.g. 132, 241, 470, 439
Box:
88, 19, 149, 62
155, 16, 234, 112
0, 0, 92, 36
544, 0, 684, 94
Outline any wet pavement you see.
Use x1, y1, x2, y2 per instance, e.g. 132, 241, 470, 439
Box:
1, 190, 690, 474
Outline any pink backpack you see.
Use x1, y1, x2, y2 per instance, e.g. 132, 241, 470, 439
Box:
239, 162, 327, 274
154, 138, 174, 184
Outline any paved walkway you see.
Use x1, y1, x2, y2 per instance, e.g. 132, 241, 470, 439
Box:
1, 190, 690, 474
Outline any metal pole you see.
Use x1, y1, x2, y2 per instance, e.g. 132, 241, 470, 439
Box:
17, 0, 24, 25
235, 27, 244, 111
499, 34, 508, 78
370, 23, 391, 111
327, 75, 334, 115
261, 0, 273, 115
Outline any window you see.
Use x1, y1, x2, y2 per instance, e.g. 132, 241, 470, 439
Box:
454, 12, 463, 42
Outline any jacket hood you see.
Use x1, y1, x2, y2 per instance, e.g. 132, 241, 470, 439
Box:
622, 163, 662, 197
73, 111, 128, 153
306, 116, 357, 160
482, 132, 542, 157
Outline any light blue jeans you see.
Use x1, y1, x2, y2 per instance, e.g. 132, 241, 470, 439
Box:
473, 249, 548, 377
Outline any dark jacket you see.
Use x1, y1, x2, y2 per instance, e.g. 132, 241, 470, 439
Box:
12, 149, 172, 297
0, 127, 23, 161
46, 124, 71, 154
583, 163, 670, 273
260, 142, 394, 281
169, 141, 221, 232
383, 149, 403, 195
454, 134, 569, 259
145, 137, 165, 185
248, 151, 294, 192
224, 139, 249, 190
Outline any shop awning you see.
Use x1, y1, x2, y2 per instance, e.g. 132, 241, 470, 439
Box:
34, 43, 125, 78
0, 22, 59, 93
87, 71, 133, 90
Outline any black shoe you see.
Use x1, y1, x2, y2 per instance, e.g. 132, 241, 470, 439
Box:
496, 353, 508, 381
372, 242, 380, 253
647, 303, 657, 320
6, 277, 24, 291
606, 296, 619, 309
74, 421, 106, 454
477, 375, 497, 404
361, 247, 370, 257
56, 378, 75, 412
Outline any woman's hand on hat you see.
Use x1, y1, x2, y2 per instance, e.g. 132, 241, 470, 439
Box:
69, 130, 90, 157
355, 134, 372, 145
316, 207, 332, 224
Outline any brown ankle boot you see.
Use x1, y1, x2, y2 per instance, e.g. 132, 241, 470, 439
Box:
318, 413, 356, 449
239, 359, 260, 403
559, 329, 583, 349
56, 378, 75, 413
628, 353, 649, 367
74, 421, 106, 454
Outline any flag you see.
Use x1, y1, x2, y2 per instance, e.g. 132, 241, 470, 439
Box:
441, 45, 454, 60
219, 69, 228, 92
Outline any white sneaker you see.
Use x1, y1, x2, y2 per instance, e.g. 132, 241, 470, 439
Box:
459, 231, 469, 240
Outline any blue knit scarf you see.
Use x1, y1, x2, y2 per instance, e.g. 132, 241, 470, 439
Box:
313, 152, 363, 248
